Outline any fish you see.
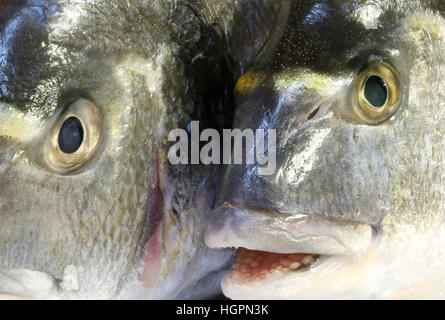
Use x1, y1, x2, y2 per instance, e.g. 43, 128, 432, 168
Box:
205, 0, 445, 299
0, 0, 280, 299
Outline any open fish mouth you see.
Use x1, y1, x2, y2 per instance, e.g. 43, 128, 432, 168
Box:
227, 248, 320, 286
205, 204, 375, 299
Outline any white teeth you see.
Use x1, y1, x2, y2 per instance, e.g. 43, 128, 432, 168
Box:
290, 262, 301, 270
303, 256, 313, 265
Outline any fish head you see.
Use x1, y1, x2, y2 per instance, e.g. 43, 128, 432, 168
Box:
206, 0, 445, 299
0, 0, 237, 299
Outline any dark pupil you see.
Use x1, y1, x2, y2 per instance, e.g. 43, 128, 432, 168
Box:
364, 76, 387, 108
58, 117, 84, 154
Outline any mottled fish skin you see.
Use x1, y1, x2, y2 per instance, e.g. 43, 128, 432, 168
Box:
206, 0, 445, 299
0, 0, 279, 299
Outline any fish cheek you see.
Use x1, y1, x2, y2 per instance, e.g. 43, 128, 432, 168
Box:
274, 111, 390, 226
0, 166, 86, 279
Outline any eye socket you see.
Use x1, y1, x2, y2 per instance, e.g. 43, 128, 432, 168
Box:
42, 98, 102, 174
353, 59, 402, 124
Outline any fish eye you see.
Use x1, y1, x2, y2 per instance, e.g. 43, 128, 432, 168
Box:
364, 76, 387, 108
58, 117, 84, 154
42, 98, 103, 174
353, 59, 402, 124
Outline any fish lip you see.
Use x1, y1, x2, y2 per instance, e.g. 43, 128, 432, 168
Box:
205, 203, 375, 299
205, 203, 375, 256
0, 269, 59, 300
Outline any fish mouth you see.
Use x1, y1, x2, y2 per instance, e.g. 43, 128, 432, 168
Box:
204, 204, 375, 299
0, 269, 59, 300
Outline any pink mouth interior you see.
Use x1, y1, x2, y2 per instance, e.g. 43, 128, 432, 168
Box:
228, 248, 317, 283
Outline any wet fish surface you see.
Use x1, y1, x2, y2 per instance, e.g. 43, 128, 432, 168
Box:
206, 0, 445, 299
0, 0, 280, 299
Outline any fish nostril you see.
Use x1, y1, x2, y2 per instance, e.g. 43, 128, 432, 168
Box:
298, 107, 320, 128
307, 107, 320, 121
